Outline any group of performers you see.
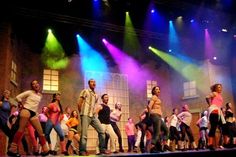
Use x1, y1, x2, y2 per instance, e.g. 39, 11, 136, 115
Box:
0, 79, 236, 156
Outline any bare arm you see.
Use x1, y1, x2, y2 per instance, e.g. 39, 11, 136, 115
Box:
206, 92, 216, 106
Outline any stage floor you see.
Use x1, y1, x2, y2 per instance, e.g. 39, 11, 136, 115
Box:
4, 148, 236, 157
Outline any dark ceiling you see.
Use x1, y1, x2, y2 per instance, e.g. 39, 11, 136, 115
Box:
1, 0, 236, 64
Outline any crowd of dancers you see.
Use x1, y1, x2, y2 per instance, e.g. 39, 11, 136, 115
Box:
0, 79, 236, 156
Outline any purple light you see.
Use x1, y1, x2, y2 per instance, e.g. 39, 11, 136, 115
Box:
205, 29, 216, 60
151, 9, 155, 13
213, 56, 217, 60
102, 38, 107, 44
234, 35, 236, 38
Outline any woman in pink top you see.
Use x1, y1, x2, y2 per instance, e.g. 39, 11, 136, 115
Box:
7, 80, 49, 156
45, 93, 68, 155
206, 83, 226, 150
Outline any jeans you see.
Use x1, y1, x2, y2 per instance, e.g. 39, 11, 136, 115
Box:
45, 119, 65, 144
79, 115, 105, 153
127, 135, 135, 152
150, 113, 168, 145
110, 121, 123, 150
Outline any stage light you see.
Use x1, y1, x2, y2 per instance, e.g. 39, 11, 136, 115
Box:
48, 29, 52, 33
190, 19, 194, 23
148, 46, 152, 50
168, 49, 172, 52
151, 9, 155, 13
102, 38, 107, 44
126, 11, 129, 15
76, 34, 80, 38
213, 56, 217, 60
169, 20, 172, 23
222, 28, 227, 32
177, 16, 182, 19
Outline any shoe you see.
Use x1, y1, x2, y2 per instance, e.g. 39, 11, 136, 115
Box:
41, 151, 50, 156
79, 151, 89, 156
33, 152, 40, 156
163, 145, 171, 151
7, 151, 21, 157
62, 151, 69, 156
133, 147, 138, 153
99, 150, 111, 155
112, 151, 119, 154
208, 145, 215, 151
73, 150, 78, 155
150, 147, 160, 153
119, 149, 124, 152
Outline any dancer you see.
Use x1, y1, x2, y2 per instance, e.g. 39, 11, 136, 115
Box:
66, 110, 80, 154
0, 90, 15, 138
44, 92, 68, 155
125, 117, 136, 152
168, 108, 180, 151
97, 94, 118, 154
77, 79, 109, 156
7, 80, 49, 156
109, 102, 124, 152
196, 110, 209, 149
224, 102, 236, 147
177, 104, 197, 150
148, 86, 170, 153
206, 83, 226, 150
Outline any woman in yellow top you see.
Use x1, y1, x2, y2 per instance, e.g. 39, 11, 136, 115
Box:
148, 86, 170, 153
66, 110, 80, 154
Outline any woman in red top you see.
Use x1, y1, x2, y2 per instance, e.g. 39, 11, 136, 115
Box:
206, 83, 226, 150
45, 93, 67, 155
66, 110, 80, 154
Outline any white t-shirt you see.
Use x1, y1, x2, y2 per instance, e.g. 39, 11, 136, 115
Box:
60, 113, 69, 135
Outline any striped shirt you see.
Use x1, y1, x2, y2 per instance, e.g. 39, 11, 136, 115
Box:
79, 88, 98, 117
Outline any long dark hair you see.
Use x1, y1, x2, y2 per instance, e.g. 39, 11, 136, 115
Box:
151, 86, 160, 95
52, 93, 63, 114
70, 110, 78, 119
210, 83, 222, 92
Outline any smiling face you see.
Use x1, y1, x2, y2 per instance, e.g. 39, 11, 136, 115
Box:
102, 94, 109, 104
72, 110, 78, 118
31, 80, 40, 92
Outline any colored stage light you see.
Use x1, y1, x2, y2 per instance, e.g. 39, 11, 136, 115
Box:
213, 56, 217, 60
190, 19, 194, 23
168, 49, 172, 52
221, 28, 227, 32
102, 38, 107, 44
41, 29, 69, 69
151, 9, 155, 13
126, 11, 129, 15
